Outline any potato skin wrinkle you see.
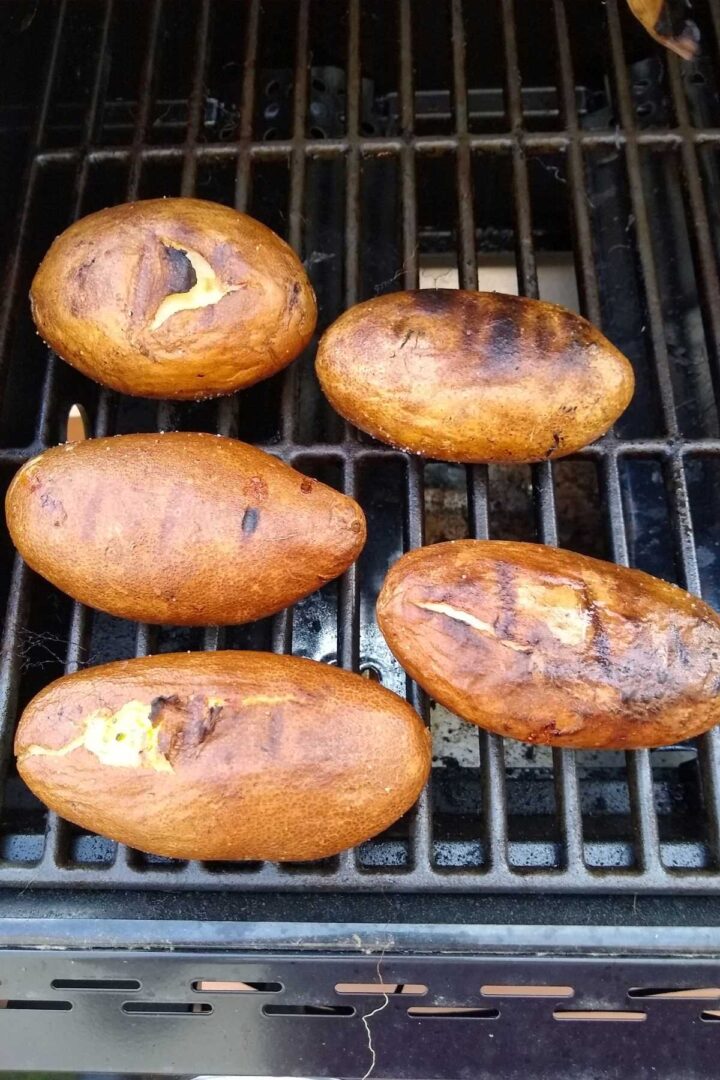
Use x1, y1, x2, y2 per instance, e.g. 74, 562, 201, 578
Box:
377, 540, 720, 749
5, 432, 366, 625
316, 290, 635, 463
14, 651, 432, 862
30, 197, 317, 400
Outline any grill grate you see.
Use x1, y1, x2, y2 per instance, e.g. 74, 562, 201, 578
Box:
2, 0, 720, 894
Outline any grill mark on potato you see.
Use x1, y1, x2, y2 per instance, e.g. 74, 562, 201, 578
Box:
486, 307, 523, 367
494, 560, 517, 639
410, 289, 457, 316
579, 582, 612, 672
670, 624, 691, 669
414, 600, 532, 653
264, 710, 285, 757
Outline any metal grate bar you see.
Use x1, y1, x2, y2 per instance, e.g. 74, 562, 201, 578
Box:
0, 0, 68, 384
235, 0, 260, 210
551, 0, 601, 325
503, 0, 580, 875
605, 0, 680, 437
450, 0, 476, 290
708, 0, 720, 64
30, 126, 720, 168
181, 0, 213, 195
35, 0, 119, 875
451, 0, 506, 876
7, 437, 720, 471
128, 0, 164, 197
603, 0, 690, 875
338, 0, 362, 678
546, 0, 591, 872
395, 0, 432, 872
664, 55, 720, 393
272, 0, 311, 660
36, 0, 116, 448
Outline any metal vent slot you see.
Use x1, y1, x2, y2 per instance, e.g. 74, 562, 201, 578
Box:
482, 985, 574, 999
1, 1000, 72, 1011
628, 987, 720, 1000
263, 1005, 355, 1017
192, 980, 283, 993
122, 1002, 212, 1016
408, 1007, 500, 1019
554, 1010, 647, 1022
51, 979, 141, 991
335, 983, 428, 995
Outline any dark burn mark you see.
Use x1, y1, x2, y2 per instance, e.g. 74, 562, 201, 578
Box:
545, 432, 562, 459
487, 311, 523, 367
300, 478, 313, 494
242, 506, 260, 535
151, 694, 223, 762
581, 583, 612, 673
410, 289, 460, 316
181, 694, 223, 752
163, 244, 197, 294
670, 624, 691, 668
149, 694, 181, 727
288, 280, 302, 311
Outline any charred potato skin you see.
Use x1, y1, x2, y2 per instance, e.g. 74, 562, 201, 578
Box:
316, 290, 635, 464
5, 432, 366, 625
30, 198, 317, 400
14, 651, 431, 862
377, 540, 720, 749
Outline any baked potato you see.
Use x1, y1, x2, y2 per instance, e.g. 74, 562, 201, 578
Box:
15, 651, 431, 861
6, 433, 365, 625
316, 290, 634, 463
377, 540, 720, 749
30, 198, 317, 399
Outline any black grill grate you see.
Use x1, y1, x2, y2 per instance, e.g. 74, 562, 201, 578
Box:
2, 0, 720, 893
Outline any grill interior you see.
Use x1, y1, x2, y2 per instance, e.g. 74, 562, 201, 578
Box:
2, 0, 720, 896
